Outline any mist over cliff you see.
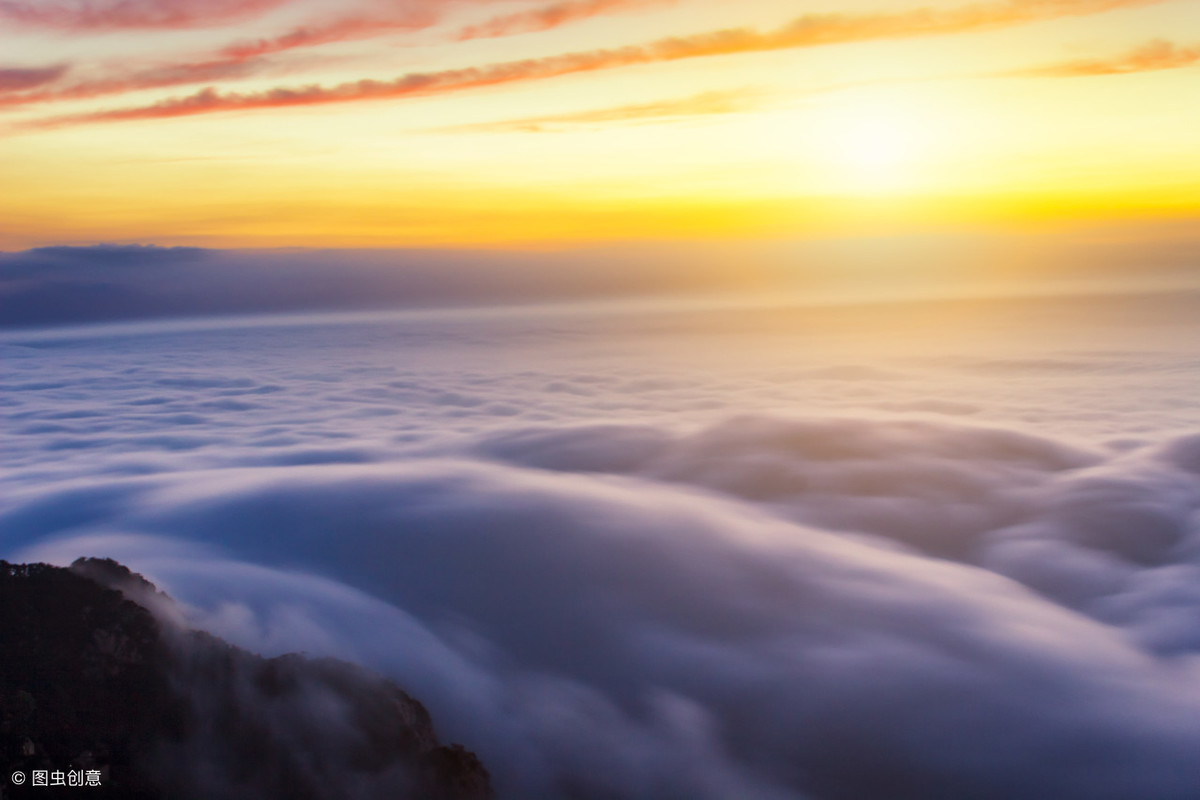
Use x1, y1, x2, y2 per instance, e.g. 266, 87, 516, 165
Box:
1, 558, 492, 800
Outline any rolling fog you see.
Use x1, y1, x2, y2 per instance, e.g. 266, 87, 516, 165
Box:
3, 285, 1200, 799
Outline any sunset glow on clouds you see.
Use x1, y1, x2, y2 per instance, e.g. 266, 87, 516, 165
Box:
3, 6, 1200, 799
0, 0, 1197, 248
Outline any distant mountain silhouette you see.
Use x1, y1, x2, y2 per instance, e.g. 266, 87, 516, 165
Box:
0, 558, 492, 800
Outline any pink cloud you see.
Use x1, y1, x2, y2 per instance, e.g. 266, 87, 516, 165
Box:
0, 64, 70, 93
0, 0, 293, 31
217, 9, 443, 61
454, 0, 674, 41
23, 0, 1170, 127
0, 58, 266, 108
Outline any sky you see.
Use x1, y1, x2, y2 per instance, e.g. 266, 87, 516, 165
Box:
3, 5, 1200, 797
1, 0, 1198, 249
3, 5, 1200, 795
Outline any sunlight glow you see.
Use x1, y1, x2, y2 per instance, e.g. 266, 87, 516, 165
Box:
823, 97, 937, 195
0, 0, 1196, 247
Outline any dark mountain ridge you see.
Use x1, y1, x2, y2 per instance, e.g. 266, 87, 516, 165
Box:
0, 558, 492, 800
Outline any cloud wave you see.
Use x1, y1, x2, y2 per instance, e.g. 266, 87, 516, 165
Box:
3, 283, 1199, 799
6, 408, 1200, 798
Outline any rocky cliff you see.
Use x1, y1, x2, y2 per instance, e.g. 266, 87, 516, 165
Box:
0, 558, 492, 800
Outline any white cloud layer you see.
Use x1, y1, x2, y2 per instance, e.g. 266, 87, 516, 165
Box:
3, 291, 1200, 798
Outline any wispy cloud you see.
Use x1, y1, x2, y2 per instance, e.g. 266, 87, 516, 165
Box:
24, 0, 1167, 128
217, 10, 442, 61
1012, 38, 1200, 77
454, 0, 674, 41
0, 0, 292, 30
0, 2, 473, 110
0, 64, 70, 93
0, 11, 438, 109
435, 89, 757, 132
0, 59, 264, 109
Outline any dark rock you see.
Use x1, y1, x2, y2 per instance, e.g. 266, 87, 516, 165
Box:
0, 559, 492, 800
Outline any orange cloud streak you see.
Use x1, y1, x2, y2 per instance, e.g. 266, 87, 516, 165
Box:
0, 59, 264, 108
1015, 38, 1200, 76
0, 2, 483, 109
24, 0, 1166, 128
454, 0, 673, 41
0, 12, 441, 109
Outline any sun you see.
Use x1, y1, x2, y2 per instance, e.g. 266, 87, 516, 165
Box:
825, 97, 935, 194
750, 88, 948, 199
758, 87, 946, 197
839, 115, 916, 171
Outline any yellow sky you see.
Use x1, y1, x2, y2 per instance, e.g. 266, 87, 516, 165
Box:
0, 0, 1197, 249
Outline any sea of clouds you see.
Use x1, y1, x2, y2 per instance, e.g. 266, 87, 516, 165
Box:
3, 288, 1200, 799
